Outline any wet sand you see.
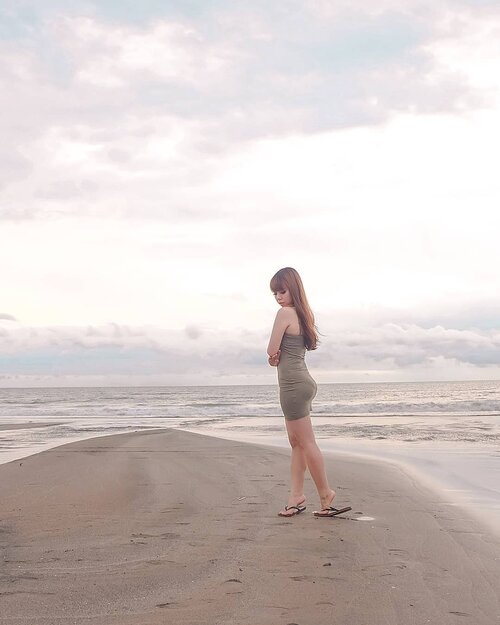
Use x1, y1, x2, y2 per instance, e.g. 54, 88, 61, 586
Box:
0, 422, 61, 431
1, 428, 499, 624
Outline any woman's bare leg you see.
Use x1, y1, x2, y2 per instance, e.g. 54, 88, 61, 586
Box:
286, 416, 336, 510
289, 437, 307, 499
278, 423, 307, 516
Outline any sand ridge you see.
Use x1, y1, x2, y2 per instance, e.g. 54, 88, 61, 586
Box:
1, 428, 499, 624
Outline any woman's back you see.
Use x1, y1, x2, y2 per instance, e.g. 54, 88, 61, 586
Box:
284, 307, 301, 336
278, 333, 307, 376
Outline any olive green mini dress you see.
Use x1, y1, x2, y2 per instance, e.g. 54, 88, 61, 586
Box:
277, 333, 317, 421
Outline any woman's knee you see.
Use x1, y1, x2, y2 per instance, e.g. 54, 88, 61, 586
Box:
287, 416, 314, 448
290, 433, 316, 452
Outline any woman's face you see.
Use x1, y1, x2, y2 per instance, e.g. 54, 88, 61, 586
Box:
273, 287, 293, 307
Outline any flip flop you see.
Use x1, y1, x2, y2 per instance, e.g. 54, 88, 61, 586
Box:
313, 506, 352, 518
278, 504, 306, 517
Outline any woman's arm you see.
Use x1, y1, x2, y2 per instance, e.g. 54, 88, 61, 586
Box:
267, 307, 293, 357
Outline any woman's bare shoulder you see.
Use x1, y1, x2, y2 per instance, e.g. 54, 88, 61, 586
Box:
276, 306, 296, 318
278, 307, 300, 330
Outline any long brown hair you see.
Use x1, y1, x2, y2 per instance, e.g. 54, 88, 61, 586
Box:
270, 267, 318, 350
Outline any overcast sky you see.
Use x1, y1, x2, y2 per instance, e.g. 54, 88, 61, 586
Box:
1, 0, 500, 387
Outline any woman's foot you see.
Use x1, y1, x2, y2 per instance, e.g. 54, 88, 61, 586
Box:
313, 488, 352, 517
319, 489, 336, 511
278, 495, 306, 517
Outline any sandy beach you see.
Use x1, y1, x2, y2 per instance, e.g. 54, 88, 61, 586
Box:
1, 429, 500, 625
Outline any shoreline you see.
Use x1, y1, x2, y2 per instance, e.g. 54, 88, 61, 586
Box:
1, 428, 500, 624
2, 418, 500, 540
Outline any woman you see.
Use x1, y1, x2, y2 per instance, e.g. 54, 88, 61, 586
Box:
267, 267, 351, 518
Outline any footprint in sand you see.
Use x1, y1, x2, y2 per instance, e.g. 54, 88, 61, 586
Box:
388, 548, 409, 556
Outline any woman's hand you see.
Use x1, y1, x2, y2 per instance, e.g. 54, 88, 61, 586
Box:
268, 350, 281, 367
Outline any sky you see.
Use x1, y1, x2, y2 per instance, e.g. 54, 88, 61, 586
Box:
1, 0, 500, 387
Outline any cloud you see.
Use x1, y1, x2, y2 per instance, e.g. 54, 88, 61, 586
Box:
313, 323, 500, 369
0, 323, 267, 385
1, 1, 499, 389
1, 321, 499, 386
52, 16, 233, 89
185, 324, 203, 340
3, 2, 498, 222
0, 313, 17, 321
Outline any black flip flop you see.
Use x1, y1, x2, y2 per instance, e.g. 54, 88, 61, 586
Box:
313, 506, 352, 518
278, 504, 306, 517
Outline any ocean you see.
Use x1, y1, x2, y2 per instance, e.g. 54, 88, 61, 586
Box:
1, 381, 500, 534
